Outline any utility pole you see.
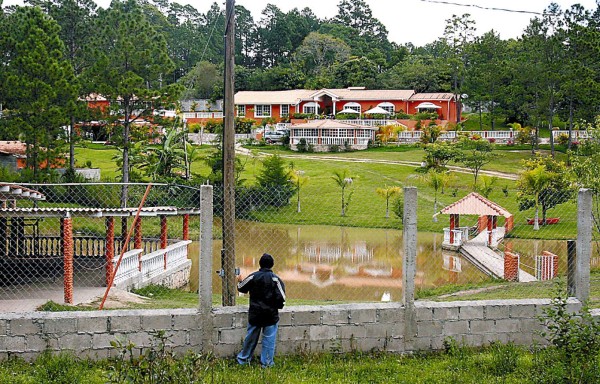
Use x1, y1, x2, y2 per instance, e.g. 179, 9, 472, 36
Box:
221, 0, 236, 306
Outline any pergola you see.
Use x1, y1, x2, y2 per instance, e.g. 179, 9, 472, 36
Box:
434, 192, 513, 247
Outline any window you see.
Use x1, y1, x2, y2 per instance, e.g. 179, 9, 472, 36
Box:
378, 102, 395, 114
343, 102, 361, 113
280, 104, 289, 116
303, 102, 318, 115
254, 104, 271, 117
237, 105, 246, 117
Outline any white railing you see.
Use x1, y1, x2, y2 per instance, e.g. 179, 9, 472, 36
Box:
552, 130, 590, 140
182, 112, 223, 119
188, 133, 253, 144
443, 227, 470, 247
112, 249, 143, 286
140, 240, 191, 279
335, 119, 400, 127
398, 130, 514, 144
290, 137, 371, 146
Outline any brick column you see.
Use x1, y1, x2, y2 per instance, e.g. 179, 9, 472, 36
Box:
62, 215, 74, 304
449, 214, 456, 245
160, 216, 168, 269
504, 251, 519, 282
182, 214, 190, 241
105, 217, 115, 286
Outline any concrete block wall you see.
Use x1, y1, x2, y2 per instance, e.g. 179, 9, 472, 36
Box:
0, 298, 592, 360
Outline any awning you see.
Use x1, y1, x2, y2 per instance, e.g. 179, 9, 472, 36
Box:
433, 192, 512, 218
337, 108, 360, 114
364, 106, 391, 115
416, 102, 441, 109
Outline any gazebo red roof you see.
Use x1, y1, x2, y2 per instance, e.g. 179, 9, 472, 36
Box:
434, 192, 512, 218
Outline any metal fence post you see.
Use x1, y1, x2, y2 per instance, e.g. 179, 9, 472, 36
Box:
403, 187, 417, 341
576, 188, 592, 302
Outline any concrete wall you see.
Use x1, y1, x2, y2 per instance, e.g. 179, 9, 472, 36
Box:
0, 299, 592, 360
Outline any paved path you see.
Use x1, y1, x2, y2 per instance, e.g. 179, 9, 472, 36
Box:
460, 229, 536, 282
235, 145, 518, 180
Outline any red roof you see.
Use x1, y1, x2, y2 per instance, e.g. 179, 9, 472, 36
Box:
435, 192, 512, 218
0, 141, 27, 157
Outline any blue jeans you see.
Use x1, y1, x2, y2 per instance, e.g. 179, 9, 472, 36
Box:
236, 322, 279, 367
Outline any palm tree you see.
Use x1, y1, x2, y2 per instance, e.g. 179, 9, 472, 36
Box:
331, 170, 355, 217
291, 170, 309, 213
421, 170, 451, 222
519, 165, 551, 230
142, 128, 187, 180
376, 185, 402, 218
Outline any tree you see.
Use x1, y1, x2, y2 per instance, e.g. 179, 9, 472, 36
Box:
0, 6, 77, 180
376, 185, 402, 218
290, 170, 308, 213
333, 0, 388, 42
179, 61, 223, 100
294, 32, 351, 76
332, 56, 379, 89
256, 154, 294, 207
85, 0, 178, 205
421, 169, 451, 222
443, 14, 476, 123
458, 138, 494, 187
331, 169, 355, 217
423, 142, 460, 169
517, 155, 573, 230
139, 126, 187, 181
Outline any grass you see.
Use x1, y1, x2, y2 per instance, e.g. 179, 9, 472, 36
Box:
2, 343, 596, 383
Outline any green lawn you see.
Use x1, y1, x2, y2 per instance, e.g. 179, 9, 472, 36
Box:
3, 341, 598, 383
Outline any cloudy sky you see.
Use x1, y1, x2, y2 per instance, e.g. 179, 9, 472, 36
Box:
3, 0, 599, 46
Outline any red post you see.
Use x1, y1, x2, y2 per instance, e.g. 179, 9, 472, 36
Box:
134, 217, 143, 271
160, 216, 168, 269
62, 215, 74, 304
487, 215, 493, 245
182, 214, 190, 241
105, 217, 115, 286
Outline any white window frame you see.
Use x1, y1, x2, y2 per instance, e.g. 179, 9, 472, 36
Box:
237, 105, 246, 117
377, 102, 395, 114
303, 102, 318, 115
280, 104, 290, 116
344, 102, 362, 114
254, 104, 271, 118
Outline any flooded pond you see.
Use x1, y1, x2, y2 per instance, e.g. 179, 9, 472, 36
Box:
186, 222, 499, 302
186, 221, 589, 303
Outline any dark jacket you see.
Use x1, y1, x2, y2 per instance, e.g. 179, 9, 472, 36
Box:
237, 267, 286, 327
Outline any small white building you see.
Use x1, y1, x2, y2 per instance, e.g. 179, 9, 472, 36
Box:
289, 120, 377, 152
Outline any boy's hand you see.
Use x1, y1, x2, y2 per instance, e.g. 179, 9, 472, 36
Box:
237, 274, 244, 282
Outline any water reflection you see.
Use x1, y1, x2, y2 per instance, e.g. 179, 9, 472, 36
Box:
187, 222, 491, 302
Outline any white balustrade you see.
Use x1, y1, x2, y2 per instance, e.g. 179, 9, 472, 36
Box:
443, 227, 469, 247
140, 240, 191, 279
552, 130, 590, 140
112, 249, 143, 286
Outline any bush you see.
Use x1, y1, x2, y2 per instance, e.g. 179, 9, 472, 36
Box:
392, 196, 404, 222
297, 138, 308, 153
537, 289, 600, 383
329, 144, 340, 153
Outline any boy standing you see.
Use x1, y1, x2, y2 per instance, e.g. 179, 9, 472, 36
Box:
236, 253, 286, 367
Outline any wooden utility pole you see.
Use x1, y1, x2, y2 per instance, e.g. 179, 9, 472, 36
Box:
222, 0, 236, 306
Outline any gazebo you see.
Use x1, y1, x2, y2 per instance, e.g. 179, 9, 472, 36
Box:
434, 192, 513, 250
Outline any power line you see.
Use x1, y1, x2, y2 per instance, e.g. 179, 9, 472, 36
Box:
419, 0, 550, 16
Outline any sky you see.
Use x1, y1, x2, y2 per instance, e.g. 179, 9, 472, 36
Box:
3, 0, 599, 46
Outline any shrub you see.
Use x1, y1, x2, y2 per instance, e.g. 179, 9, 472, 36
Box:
392, 196, 404, 222
297, 138, 308, 153
329, 144, 340, 153
538, 289, 600, 383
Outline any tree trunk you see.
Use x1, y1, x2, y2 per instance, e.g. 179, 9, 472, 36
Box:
69, 114, 76, 170
533, 206, 540, 231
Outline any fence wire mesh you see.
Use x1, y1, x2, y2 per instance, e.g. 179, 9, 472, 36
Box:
0, 176, 596, 312
0, 183, 200, 312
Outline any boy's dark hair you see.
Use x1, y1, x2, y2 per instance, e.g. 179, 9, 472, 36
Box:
259, 253, 274, 268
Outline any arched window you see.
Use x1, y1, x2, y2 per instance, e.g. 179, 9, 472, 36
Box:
343, 102, 361, 113
303, 102, 319, 115
377, 102, 395, 114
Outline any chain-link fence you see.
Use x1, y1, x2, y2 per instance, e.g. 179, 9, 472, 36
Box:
0, 183, 200, 311
0, 179, 596, 312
